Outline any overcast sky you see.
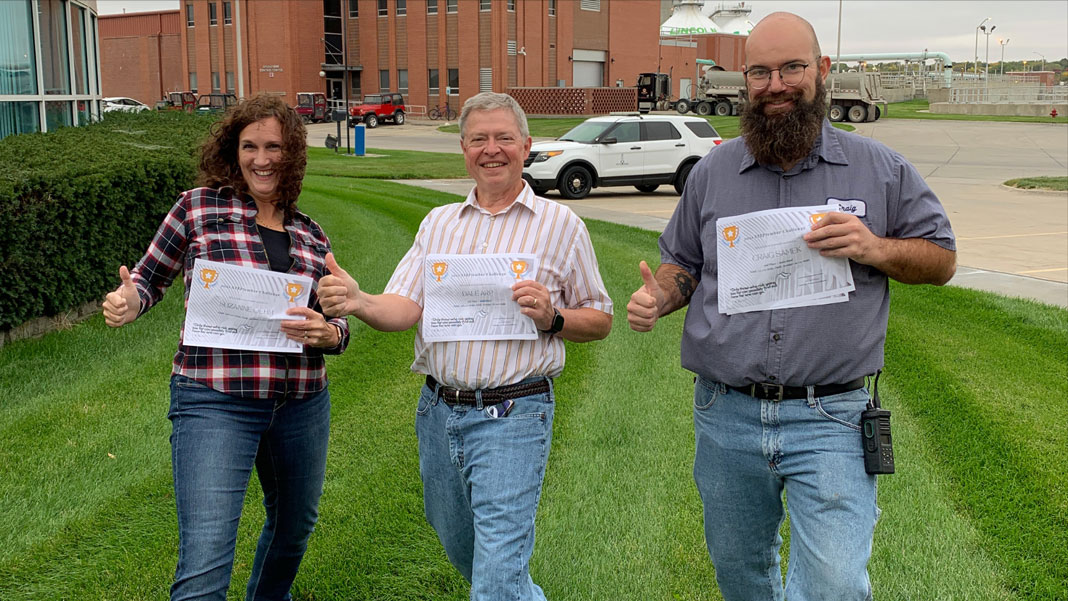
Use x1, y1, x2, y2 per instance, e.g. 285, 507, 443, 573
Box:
96, 0, 1068, 64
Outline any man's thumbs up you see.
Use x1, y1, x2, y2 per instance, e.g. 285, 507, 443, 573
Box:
627, 260, 665, 332
101, 265, 141, 327
319, 252, 361, 317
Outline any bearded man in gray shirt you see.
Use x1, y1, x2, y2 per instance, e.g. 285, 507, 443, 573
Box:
627, 11, 955, 601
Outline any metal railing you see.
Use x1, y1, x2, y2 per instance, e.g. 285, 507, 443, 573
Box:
949, 86, 1068, 104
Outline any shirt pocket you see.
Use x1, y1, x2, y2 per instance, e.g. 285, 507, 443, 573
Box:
190, 213, 248, 263
289, 229, 330, 278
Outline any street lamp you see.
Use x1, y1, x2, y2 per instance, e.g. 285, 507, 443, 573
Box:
981, 24, 996, 80
1033, 51, 1046, 72
973, 16, 990, 76
999, 39, 1010, 75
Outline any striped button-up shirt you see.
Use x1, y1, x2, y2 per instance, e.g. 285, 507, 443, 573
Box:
131, 187, 350, 399
385, 183, 612, 390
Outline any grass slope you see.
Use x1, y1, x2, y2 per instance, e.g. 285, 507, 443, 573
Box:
1, 174, 1065, 599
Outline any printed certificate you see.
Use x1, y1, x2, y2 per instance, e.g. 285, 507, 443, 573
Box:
422, 253, 539, 342
183, 258, 313, 353
716, 206, 855, 315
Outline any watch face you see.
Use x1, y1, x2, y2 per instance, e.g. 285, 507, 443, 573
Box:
550, 309, 564, 333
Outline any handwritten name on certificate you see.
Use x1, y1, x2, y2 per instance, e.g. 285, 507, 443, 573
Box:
422, 253, 539, 342
716, 206, 855, 315
183, 258, 314, 353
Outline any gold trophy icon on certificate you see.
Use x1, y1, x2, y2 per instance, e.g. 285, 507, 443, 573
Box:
285, 282, 303, 303
199, 268, 218, 289
510, 260, 528, 280
722, 225, 739, 248
431, 261, 448, 282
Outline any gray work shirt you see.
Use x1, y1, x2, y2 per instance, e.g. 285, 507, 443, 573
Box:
659, 120, 955, 387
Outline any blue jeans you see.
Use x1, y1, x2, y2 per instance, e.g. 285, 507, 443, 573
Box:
415, 378, 555, 601
692, 377, 879, 601
168, 375, 330, 601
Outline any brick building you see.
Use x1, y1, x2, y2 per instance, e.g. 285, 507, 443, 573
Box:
98, 0, 747, 114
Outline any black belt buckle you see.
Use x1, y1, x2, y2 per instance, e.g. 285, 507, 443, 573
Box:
752, 382, 784, 401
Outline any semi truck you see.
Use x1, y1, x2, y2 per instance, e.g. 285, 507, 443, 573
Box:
638, 70, 887, 122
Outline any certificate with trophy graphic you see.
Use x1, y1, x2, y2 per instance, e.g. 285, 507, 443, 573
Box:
716, 206, 855, 315
421, 253, 539, 342
183, 258, 314, 353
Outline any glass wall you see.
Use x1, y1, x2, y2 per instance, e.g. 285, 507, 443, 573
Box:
0, 0, 102, 140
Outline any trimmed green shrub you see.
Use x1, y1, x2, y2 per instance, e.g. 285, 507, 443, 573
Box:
0, 111, 215, 330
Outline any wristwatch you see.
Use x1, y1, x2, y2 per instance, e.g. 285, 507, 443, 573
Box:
541, 307, 564, 335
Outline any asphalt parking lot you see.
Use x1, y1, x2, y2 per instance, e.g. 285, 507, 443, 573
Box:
307, 117, 1068, 307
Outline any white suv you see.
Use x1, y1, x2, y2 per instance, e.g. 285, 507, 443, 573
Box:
522, 114, 722, 199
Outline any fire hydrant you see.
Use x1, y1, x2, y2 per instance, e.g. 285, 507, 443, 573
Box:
1052, 108, 1059, 119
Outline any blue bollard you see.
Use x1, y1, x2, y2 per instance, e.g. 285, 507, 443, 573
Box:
352, 123, 366, 156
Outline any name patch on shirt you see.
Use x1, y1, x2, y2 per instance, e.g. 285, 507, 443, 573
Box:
826, 198, 867, 217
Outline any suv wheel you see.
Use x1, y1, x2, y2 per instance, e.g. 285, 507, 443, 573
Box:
674, 162, 694, 195
394, 111, 405, 125
365, 114, 379, 128
636, 184, 659, 193
559, 165, 593, 200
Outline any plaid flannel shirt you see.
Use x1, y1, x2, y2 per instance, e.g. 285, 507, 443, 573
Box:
131, 187, 349, 399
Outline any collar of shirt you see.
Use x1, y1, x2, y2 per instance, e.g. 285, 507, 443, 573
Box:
739, 119, 850, 175
460, 180, 540, 217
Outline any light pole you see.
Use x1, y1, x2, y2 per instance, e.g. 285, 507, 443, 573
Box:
1033, 51, 1046, 72
973, 16, 990, 76
998, 39, 1009, 75
981, 24, 996, 80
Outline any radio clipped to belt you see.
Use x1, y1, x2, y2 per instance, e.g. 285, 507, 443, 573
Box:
861, 370, 895, 474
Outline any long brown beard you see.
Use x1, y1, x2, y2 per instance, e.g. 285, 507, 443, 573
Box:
740, 77, 827, 168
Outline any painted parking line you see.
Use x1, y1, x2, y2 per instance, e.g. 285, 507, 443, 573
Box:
1016, 267, 1068, 275
956, 231, 1068, 241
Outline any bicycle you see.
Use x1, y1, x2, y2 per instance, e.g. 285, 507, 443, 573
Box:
427, 101, 457, 121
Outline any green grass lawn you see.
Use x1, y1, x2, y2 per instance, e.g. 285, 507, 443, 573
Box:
886, 99, 1068, 124
1004, 176, 1068, 191
1, 155, 1065, 599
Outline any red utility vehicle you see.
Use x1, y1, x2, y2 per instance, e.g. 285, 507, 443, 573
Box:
295, 92, 328, 123
156, 91, 197, 112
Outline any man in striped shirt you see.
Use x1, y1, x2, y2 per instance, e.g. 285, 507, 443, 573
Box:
320, 92, 612, 601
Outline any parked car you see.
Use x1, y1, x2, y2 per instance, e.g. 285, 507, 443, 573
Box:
103, 97, 151, 113
522, 114, 722, 199
155, 91, 197, 112
348, 92, 405, 128
195, 93, 238, 114
295, 92, 328, 123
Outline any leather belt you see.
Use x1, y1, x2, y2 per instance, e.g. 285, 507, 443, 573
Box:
728, 378, 866, 401
426, 375, 550, 406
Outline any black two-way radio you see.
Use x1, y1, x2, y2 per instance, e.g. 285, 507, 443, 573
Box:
861, 370, 895, 474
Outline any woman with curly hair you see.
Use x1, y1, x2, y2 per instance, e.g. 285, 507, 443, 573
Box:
101, 93, 348, 600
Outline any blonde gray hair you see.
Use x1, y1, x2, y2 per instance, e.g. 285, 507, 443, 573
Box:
458, 92, 529, 140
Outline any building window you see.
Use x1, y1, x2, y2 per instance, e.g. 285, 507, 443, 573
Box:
446, 0, 457, 14
71, 4, 90, 95
397, 0, 406, 16
0, 102, 40, 139
398, 69, 408, 93
427, 0, 437, 15
378, 0, 387, 16
379, 69, 389, 91
548, 0, 556, 17
479, 68, 492, 92
0, 0, 37, 96
479, 0, 490, 11
349, 0, 358, 18
186, 3, 194, 26
45, 101, 72, 131
428, 68, 439, 93
324, 0, 342, 66
209, 2, 217, 25
224, 1, 232, 24
190, 72, 197, 93
226, 71, 234, 92
40, 0, 71, 95
507, 0, 515, 11
447, 68, 459, 95
211, 71, 220, 92
580, 0, 600, 11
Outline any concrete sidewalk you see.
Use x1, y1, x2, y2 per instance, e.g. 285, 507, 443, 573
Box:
393, 178, 1068, 309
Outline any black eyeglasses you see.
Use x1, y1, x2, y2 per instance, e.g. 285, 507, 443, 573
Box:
743, 61, 812, 90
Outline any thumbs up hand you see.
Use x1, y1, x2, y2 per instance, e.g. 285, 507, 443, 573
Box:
319, 252, 362, 317
102, 266, 142, 327
627, 260, 665, 332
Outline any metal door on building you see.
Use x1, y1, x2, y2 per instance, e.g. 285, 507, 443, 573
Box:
572, 49, 607, 87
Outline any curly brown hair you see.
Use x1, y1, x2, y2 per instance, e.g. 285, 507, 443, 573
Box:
196, 93, 307, 219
